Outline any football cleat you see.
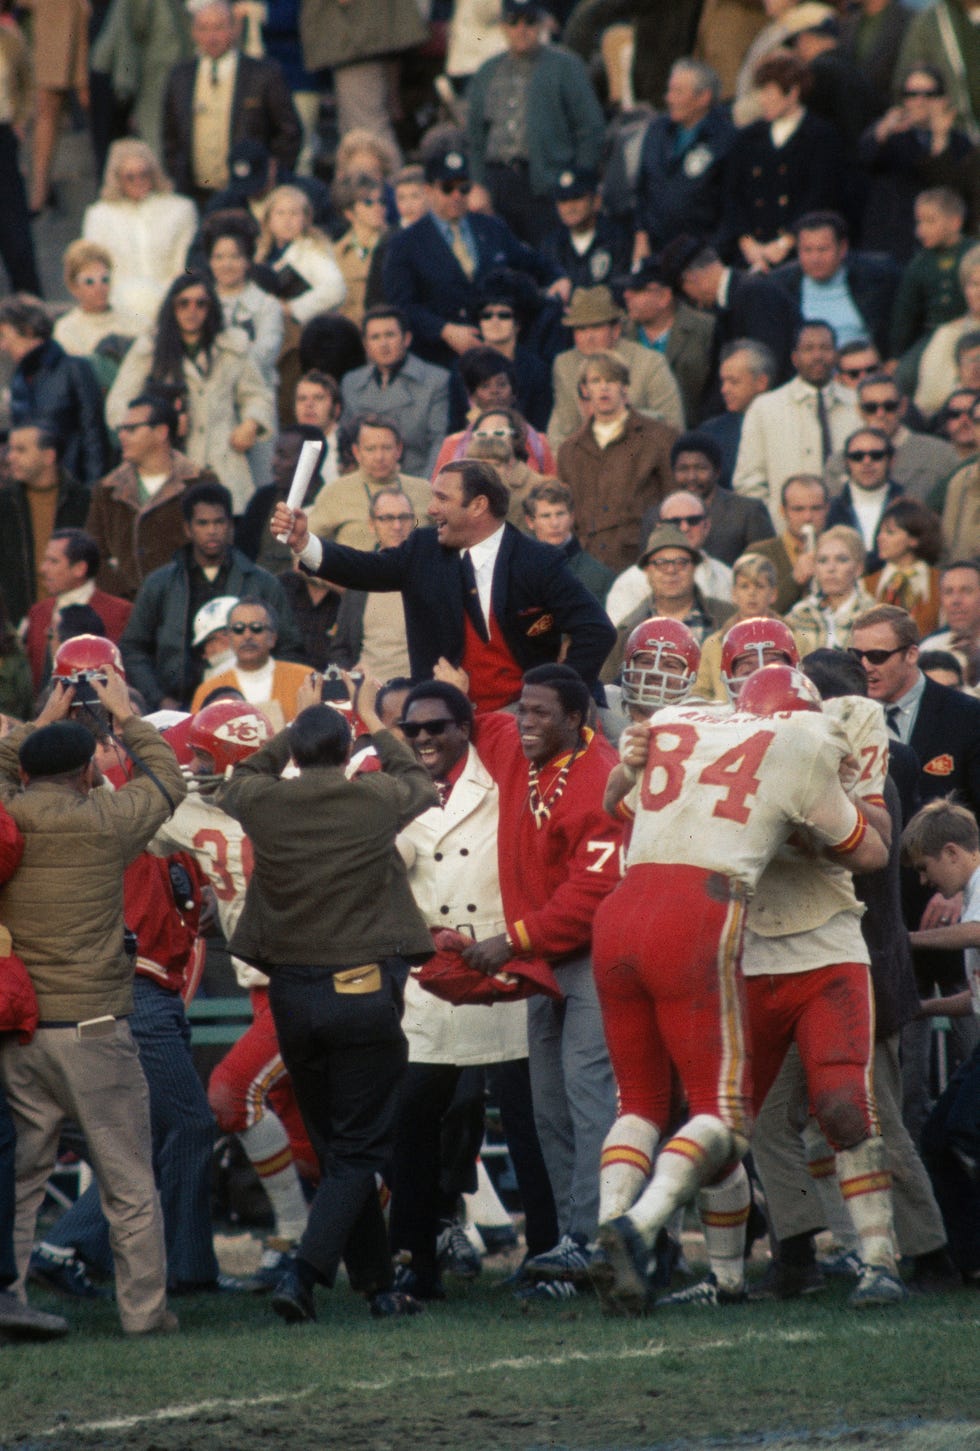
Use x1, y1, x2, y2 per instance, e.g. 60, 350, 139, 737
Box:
513, 1278, 578, 1304
849, 1264, 909, 1308
657, 1272, 746, 1308
523, 1233, 594, 1285
590, 1218, 654, 1317
436, 1218, 482, 1280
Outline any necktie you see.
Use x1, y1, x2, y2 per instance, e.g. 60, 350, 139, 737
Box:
815, 388, 832, 465
885, 705, 902, 739
211, 60, 219, 87
449, 223, 476, 280
460, 551, 488, 642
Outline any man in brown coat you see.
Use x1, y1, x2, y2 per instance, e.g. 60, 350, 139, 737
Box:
556, 350, 677, 575
85, 393, 220, 601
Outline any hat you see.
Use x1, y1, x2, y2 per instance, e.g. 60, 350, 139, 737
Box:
424, 148, 470, 185
417, 929, 563, 1006
19, 722, 96, 780
553, 166, 597, 201
227, 138, 271, 195
192, 596, 239, 648
615, 257, 672, 292
502, 0, 545, 19
782, 3, 839, 38
563, 285, 624, 329
638, 524, 702, 567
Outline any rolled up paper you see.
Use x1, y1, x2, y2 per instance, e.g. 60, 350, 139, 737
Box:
275, 438, 323, 544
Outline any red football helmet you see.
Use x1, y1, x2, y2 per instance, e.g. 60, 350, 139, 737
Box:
720, 617, 799, 700
188, 700, 275, 782
621, 616, 701, 711
145, 710, 196, 769
52, 634, 125, 686
738, 664, 822, 717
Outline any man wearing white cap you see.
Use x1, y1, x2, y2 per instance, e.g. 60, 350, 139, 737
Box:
192, 596, 238, 685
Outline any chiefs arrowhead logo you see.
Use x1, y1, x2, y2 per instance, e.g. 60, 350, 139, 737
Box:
924, 754, 954, 776
526, 614, 555, 637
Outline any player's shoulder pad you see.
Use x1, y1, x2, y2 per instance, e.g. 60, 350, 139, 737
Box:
824, 694, 886, 750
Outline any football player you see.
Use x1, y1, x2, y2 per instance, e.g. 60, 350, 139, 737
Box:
589, 663, 889, 1315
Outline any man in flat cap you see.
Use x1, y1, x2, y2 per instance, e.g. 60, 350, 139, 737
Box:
0, 671, 186, 1337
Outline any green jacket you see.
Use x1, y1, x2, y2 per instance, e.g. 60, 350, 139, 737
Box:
220, 726, 438, 972
0, 716, 186, 1022
467, 44, 605, 198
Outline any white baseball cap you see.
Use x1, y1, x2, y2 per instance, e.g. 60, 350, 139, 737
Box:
192, 596, 238, 648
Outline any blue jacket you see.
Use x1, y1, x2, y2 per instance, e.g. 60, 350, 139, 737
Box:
383, 212, 560, 368
466, 44, 605, 198
635, 106, 736, 251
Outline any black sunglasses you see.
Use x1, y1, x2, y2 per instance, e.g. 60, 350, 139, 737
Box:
839, 365, 876, 380
663, 513, 706, 528
230, 622, 269, 635
846, 448, 888, 462
860, 399, 900, 413
481, 307, 514, 320
438, 180, 471, 195
903, 87, 941, 98
400, 718, 457, 739
847, 646, 905, 666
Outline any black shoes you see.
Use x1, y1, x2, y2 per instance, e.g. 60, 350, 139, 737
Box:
271, 1265, 316, 1324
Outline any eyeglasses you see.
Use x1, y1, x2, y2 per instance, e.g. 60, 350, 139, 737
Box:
839, 364, 877, 380
473, 427, 515, 439
847, 646, 906, 666
373, 512, 415, 525
481, 308, 514, 321
647, 556, 694, 571
175, 296, 209, 310
400, 718, 456, 739
78, 275, 110, 287
661, 514, 706, 528
902, 87, 941, 98
230, 622, 270, 635
120, 169, 152, 182
945, 405, 976, 419
438, 180, 471, 195
860, 399, 900, 414
846, 448, 888, 462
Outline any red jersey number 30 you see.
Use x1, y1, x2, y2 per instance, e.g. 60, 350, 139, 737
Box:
640, 724, 775, 825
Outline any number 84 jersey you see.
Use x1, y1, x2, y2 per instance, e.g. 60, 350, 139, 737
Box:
621, 705, 863, 893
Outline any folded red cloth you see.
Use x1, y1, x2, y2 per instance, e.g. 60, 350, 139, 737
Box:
416, 929, 563, 1006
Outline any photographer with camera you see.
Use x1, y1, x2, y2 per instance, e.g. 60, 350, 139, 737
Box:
0, 663, 186, 1337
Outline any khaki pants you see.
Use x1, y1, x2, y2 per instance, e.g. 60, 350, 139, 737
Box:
0, 1020, 168, 1333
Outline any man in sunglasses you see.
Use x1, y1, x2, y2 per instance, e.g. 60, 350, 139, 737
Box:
465, 0, 605, 249
827, 427, 905, 572
826, 373, 958, 504
383, 147, 568, 370
189, 596, 309, 727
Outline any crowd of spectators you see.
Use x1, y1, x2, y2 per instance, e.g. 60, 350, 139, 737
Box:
0, 0, 978, 1340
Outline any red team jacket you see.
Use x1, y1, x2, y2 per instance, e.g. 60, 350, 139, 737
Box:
473, 714, 623, 961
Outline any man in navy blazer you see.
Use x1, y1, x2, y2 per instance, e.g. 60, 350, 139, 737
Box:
271, 459, 615, 707
770, 212, 901, 357
383, 148, 568, 370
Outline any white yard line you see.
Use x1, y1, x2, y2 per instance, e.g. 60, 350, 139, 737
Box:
37, 1329, 820, 1438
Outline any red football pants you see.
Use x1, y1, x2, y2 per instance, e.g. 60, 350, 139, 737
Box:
592, 864, 751, 1139
745, 962, 878, 1149
207, 986, 319, 1181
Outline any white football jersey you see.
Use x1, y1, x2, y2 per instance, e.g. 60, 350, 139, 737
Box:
153, 793, 265, 988
624, 705, 861, 892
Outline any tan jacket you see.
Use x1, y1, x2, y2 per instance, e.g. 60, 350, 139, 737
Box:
0, 23, 33, 128
307, 467, 431, 551
0, 717, 186, 1022
941, 458, 980, 562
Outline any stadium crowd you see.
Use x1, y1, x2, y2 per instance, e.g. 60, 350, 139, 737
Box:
0, 0, 979, 1340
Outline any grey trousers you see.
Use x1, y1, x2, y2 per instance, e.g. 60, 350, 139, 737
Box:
527, 954, 617, 1242
0, 1021, 168, 1333
752, 1036, 947, 1256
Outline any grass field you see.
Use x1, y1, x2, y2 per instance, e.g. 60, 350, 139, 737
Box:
2, 1241, 978, 1451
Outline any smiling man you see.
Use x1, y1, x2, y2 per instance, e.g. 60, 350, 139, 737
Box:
272, 459, 616, 710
